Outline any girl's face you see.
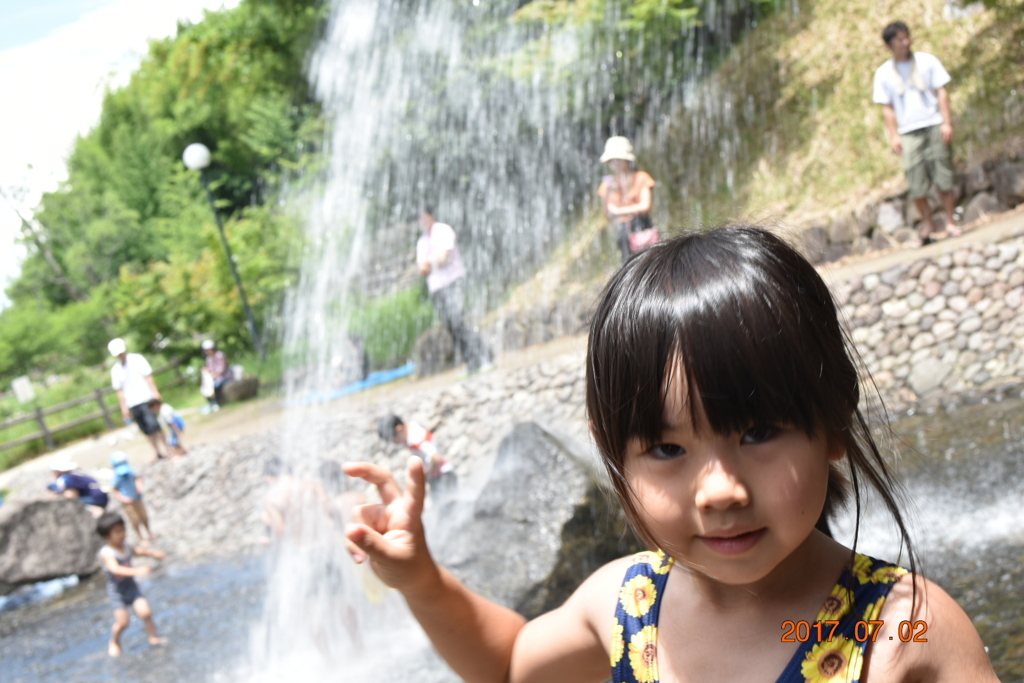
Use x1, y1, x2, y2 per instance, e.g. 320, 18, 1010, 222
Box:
623, 373, 842, 586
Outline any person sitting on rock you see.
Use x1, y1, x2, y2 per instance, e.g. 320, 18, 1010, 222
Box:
96, 511, 167, 657
376, 414, 456, 494
47, 460, 108, 517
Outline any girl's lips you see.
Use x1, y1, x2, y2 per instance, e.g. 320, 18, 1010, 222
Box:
699, 528, 765, 555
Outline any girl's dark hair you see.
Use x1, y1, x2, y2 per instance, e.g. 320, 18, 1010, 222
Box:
97, 512, 126, 538
586, 226, 915, 573
883, 21, 910, 45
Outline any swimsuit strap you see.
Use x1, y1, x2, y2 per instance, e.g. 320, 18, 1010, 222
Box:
776, 553, 908, 683
611, 550, 674, 683
609, 552, 908, 683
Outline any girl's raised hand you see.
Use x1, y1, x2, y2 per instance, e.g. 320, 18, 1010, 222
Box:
342, 457, 439, 597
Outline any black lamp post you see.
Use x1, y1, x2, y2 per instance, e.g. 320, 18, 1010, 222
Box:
182, 143, 264, 357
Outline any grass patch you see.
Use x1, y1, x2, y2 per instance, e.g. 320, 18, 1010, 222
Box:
665, 0, 1024, 225
348, 286, 437, 370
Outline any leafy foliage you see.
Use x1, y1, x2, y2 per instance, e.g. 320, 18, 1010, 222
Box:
0, 0, 326, 383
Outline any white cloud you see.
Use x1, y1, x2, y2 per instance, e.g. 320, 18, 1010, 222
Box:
0, 0, 241, 305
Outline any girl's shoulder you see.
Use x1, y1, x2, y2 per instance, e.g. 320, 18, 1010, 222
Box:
507, 554, 639, 682
561, 551, 666, 636
865, 572, 998, 681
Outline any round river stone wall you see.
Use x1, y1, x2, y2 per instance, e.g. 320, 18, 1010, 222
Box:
832, 233, 1024, 411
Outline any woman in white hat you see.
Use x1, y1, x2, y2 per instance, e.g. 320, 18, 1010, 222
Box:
597, 136, 656, 262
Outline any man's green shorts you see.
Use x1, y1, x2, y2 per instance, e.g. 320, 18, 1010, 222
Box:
901, 124, 955, 199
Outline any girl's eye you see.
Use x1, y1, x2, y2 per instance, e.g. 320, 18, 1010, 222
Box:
741, 425, 777, 445
649, 443, 685, 459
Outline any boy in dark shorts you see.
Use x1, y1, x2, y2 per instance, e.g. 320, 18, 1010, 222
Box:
96, 512, 167, 657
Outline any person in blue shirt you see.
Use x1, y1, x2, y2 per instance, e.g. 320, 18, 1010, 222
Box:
48, 461, 108, 517
110, 452, 156, 544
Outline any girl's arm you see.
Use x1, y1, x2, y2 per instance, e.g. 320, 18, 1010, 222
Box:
867, 574, 999, 681
344, 459, 610, 683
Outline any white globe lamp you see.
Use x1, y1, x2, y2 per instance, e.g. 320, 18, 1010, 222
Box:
182, 143, 212, 171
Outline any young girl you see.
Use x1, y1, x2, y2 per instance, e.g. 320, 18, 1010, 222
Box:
343, 227, 997, 682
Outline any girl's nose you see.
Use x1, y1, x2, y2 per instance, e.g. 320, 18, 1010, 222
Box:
694, 458, 750, 510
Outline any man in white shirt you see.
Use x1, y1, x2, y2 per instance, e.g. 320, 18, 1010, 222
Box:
416, 207, 493, 373
108, 338, 169, 460
872, 21, 961, 243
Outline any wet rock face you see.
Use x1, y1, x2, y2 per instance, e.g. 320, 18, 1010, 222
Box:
0, 499, 103, 593
430, 422, 638, 618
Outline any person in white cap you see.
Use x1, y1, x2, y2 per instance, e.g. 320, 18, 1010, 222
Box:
108, 338, 169, 460
597, 136, 657, 262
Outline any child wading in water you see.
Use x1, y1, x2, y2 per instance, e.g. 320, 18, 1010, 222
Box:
96, 512, 167, 657
344, 227, 997, 682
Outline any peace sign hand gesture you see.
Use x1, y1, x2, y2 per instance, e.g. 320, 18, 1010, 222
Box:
343, 457, 441, 599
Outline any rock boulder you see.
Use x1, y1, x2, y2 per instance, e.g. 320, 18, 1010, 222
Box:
800, 226, 828, 264
992, 163, 1024, 208
962, 192, 1007, 226
0, 499, 103, 594
876, 201, 906, 234
432, 422, 638, 618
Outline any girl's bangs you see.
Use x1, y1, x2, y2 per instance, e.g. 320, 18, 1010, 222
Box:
589, 228, 855, 457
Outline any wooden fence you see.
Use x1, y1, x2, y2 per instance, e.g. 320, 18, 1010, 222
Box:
0, 361, 185, 453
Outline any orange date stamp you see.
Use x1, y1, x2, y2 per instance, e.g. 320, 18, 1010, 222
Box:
781, 620, 929, 643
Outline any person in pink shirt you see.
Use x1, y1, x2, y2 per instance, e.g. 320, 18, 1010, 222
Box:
416, 207, 493, 374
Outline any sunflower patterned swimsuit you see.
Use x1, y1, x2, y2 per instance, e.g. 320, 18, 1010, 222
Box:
611, 550, 908, 683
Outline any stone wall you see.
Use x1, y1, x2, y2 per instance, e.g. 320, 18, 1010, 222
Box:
801, 150, 1024, 264
833, 232, 1024, 409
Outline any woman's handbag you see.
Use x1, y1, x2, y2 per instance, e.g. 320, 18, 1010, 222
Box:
627, 214, 660, 252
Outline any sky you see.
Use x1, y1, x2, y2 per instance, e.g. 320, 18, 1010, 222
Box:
0, 0, 242, 307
